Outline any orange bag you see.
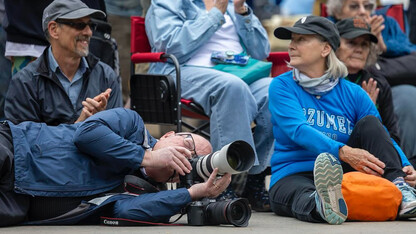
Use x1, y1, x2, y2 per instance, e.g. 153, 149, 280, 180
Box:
341, 172, 402, 221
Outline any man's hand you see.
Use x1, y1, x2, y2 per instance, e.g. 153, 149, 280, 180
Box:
188, 168, 232, 200
367, 15, 387, 53
142, 146, 192, 176
75, 88, 111, 123
403, 165, 416, 187
361, 78, 379, 105
339, 145, 385, 176
234, 0, 247, 14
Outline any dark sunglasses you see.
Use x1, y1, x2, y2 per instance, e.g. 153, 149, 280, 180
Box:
55, 19, 97, 31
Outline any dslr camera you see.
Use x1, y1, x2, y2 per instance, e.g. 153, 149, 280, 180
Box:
186, 197, 251, 227
180, 140, 255, 227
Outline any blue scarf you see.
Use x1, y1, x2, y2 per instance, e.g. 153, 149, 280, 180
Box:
293, 69, 339, 96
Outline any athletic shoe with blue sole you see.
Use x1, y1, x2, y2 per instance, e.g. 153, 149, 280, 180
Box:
313, 153, 348, 225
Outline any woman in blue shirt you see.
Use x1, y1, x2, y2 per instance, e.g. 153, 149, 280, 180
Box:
269, 16, 416, 225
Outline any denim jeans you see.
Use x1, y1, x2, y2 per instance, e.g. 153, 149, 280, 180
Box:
0, 26, 11, 121
175, 66, 274, 174
392, 84, 416, 167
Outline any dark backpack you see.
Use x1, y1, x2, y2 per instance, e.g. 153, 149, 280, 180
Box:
89, 18, 120, 77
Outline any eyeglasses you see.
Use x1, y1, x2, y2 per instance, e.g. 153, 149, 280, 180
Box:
175, 133, 197, 156
348, 3, 375, 12
55, 19, 97, 31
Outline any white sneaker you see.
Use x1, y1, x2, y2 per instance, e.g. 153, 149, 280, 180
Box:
314, 153, 348, 225
394, 177, 416, 218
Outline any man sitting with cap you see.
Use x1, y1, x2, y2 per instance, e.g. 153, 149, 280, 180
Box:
5, 0, 123, 126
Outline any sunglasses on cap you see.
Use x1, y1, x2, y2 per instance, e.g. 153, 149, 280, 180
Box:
55, 19, 97, 31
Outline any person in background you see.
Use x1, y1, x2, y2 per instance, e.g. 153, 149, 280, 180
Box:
4, 0, 122, 125
3, 0, 107, 75
326, 0, 416, 167
335, 17, 401, 149
145, 0, 273, 211
269, 16, 416, 225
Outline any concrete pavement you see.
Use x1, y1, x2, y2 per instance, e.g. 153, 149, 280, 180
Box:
2, 212, 415, 234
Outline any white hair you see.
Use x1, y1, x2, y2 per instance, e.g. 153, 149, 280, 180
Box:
326, 50, 348, 78
326, 0, 377, 17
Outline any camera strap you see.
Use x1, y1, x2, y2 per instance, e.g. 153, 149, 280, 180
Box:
100, 216, 184, 226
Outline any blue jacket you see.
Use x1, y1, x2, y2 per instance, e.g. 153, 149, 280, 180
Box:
145, 0, 270, 75
9, 108, 157, 197
268, 71, 410, 188
375, 7, 416, 57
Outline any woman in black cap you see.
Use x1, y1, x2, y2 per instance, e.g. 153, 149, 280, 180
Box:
268, 15, 416, 225
335, 17, 402, 160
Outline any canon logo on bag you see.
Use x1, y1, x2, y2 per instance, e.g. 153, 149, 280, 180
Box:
103, 219, 119, 226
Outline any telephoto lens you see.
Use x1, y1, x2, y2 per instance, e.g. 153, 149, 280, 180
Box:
195, 140, 255, 181
180, 140, 255, 188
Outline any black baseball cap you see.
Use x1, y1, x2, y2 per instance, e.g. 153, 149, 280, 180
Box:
336, 17, 378, 43
274, 15, 340, 51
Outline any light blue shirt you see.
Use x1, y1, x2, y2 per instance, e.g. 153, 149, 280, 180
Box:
48, 47, 88, 110
145, 0, 270, 75
104, 0, 142, 17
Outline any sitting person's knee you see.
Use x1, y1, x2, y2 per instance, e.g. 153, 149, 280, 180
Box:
355, 115, 383, 133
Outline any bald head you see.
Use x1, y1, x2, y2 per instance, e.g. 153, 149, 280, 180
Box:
153, 131, 212, 156
145, 131, 212, 183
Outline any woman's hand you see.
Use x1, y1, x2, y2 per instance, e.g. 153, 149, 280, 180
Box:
339, 145, 385, 176
367, 15, 387, 53
403, 165, 416, 187
361, 78, 379, 105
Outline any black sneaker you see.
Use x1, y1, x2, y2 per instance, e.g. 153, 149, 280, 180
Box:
242, 171, 271, 212
217, 185, 239, 201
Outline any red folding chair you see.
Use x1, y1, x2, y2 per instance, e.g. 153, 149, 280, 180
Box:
130, 16, 290, 138
267, 52, 291, 77
130, 16, 210, 138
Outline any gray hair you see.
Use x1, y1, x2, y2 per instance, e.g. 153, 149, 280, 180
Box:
326, 0, 377, 17
44, 30, 50, 42
326, 50, 348, 78
365, 43, 378, 68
